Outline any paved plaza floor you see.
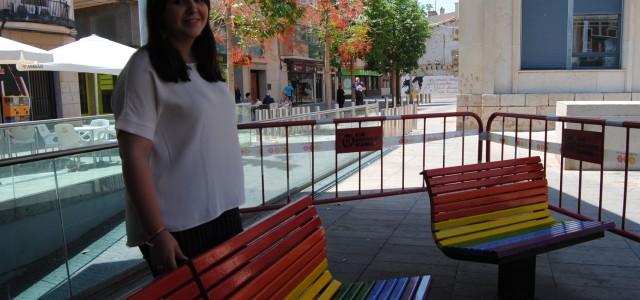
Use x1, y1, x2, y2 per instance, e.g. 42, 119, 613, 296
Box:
13, 98, 640, 299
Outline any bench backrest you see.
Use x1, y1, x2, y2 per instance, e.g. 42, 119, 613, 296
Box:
127, 197, 331, 300
125, 263, 203, 300
422, 156, 555, 247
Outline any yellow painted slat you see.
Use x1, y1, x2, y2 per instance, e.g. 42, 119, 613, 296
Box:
435, 210, 551, 240
285, 259, 328, 300
317, 279, 343, 300
300, 270, 333, 300
439, 217, 556, 246
434, 202, 549, 231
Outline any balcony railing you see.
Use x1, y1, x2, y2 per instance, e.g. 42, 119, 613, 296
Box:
0, 0, 74, 28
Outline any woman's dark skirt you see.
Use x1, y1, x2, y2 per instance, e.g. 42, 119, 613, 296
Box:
139, 207, 243, 277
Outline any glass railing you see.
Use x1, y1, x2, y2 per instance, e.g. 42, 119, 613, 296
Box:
0, 115, 117, 161
0, 103, 388, 299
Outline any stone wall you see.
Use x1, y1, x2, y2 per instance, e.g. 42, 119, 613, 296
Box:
457, 93, 639, 131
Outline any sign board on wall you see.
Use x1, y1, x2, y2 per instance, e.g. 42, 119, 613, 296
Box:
561, 129, 604, 164
335, 127, 383, 153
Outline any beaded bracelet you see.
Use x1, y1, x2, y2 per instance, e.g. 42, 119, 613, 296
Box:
147, 227, 167, 244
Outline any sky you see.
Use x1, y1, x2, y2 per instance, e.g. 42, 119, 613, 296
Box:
418, 0, 458, 14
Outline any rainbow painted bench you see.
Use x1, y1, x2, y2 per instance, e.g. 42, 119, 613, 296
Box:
126, 196, 432, 300
421, 156, 614, 300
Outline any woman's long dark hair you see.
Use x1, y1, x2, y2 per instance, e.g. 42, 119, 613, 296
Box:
146, 0, 225, 83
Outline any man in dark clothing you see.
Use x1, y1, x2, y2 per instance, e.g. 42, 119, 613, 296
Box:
337, 84, 345, 108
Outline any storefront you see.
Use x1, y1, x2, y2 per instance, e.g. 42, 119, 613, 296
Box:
283, 57, 323, 104
340, 69, 383, 97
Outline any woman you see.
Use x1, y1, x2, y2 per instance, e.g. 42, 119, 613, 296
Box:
336, 84, 345, 108
112, 0, 244, 277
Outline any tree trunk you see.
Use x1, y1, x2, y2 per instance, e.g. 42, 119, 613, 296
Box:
225, 3, 234, 93
392, 62, 400, 105
350, 58, 356, 102
323, 30, 332, 108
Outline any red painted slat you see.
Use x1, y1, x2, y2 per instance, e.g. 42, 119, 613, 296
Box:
192, 197, 312, 272
126, 266, 194, 300
198, 213, 320, 292
434, 186, 547, 213
211, 222, 324, 299
431, 171, 545, 195
428, 164, 543, 186
165, 283, 201, 300
425, 156, 540, 177
433, 180, 547, 204
433, 195, 548, 222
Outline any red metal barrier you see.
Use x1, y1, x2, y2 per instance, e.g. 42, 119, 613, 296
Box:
238, 112, 483, 212
486, 112, 640, 242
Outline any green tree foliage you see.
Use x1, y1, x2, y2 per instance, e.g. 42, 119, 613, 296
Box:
365, 0, 431, 103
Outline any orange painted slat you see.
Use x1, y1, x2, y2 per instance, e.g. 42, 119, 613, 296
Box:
197, 209, 318, 290
126, 265, 195, 300
200, 214, 320, 296
434, 186, 547, 213
209, 228, 325, 299
430, 171, 545, 195
425, 156, 540, 177
228, 230, 327, 300
269, 246, 328, 300
192, 197, 313, 272
428, 164, 543, 186
433, 195, 548, 223
433, 180, 547, 204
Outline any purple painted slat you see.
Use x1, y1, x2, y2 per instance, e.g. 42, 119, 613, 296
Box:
495, 221, 614, 258
400, 276, 420, 300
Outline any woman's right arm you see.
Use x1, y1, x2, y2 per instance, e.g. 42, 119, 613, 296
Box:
118, 130, 186, 272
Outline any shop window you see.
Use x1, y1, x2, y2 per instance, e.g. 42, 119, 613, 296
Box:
572, 15, 620, 69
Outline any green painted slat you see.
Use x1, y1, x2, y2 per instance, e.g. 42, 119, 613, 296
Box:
334, 283, 355, 300
354, 281, 375, 300
344, 281, 365, 300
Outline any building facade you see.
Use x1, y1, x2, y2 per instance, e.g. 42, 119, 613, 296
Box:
458, 0, 638, 128
0, 0, 77, 119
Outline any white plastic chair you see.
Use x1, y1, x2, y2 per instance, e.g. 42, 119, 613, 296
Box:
54, 124, 90, 150
7, 125, 36, 156
36, 124, 58, 151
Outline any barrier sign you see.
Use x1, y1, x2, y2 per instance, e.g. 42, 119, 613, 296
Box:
336, 126, 383, 153
561, 129, 604, 164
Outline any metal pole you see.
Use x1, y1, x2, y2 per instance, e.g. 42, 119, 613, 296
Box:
138, 0, 147, 46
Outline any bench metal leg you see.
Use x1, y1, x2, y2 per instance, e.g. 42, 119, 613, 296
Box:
498, 256, 536, 300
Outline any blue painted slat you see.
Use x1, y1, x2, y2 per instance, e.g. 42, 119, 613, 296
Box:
414, 276, 432, 300
462, 221, 599, 252
388, 277, 409, 300
378, 278, 398, 300
366, 280, 386, 300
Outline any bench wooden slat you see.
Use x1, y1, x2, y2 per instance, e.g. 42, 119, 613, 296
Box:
390, 277, 410, 299
198, 208, 318, 294
318, 279, 343, 300
400, 276, 420, 300
430, 171, 545, 195
463, 220, 600, 252
333, 282, 353, 300
354, 281, 375, 299
439, 217, 556, 246
220, 226, 325, 299
283, 257, 328, 300
367, 280, 386, 299
269, 242, 328, 300
414, 276, 432, 300
433, 180, 547, 204
435, 210, 551, 240
425, 156, 540, 177
125, 265, 197, 300
166, 283, 201, 300
433, 194, 548, 222
434, 185, 547, 213
192, 197, 313, 272
301, 270, 334, 299
434, 202, 550, 231
428, 163, 543, 186
379, 278, 399, 299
